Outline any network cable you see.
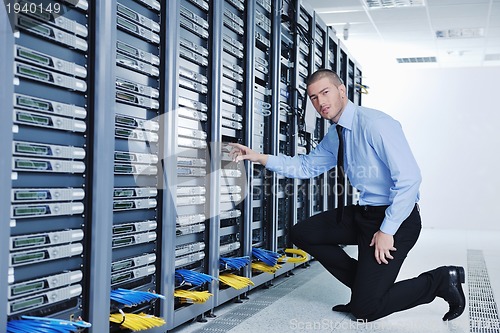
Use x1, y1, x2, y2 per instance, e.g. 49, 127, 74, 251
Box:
7, 316, 91, 333
175, 269, 217, 287
252, 247, 281, 266
110, 288, 165, 307
110, 309, 165, 331
220, 256, 250, 270
174, 290, 213, 304
251, 261, 282, 274
278, 248, 308, 263
219, 273, 255, 289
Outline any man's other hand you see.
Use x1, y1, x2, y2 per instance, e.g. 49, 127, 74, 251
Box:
370, 230, 396, 264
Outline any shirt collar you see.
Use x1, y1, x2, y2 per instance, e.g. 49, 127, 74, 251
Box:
337, 100, 355, 131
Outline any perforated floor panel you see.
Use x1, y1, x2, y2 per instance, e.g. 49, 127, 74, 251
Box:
191, 269, 312, 333
467, 249, 500, 333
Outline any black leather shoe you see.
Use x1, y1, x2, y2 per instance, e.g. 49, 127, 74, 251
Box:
442, 266, 466, 321
332, 303, 351, 313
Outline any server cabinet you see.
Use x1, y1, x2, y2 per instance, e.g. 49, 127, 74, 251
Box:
339, 42, 362, 207
110, 0, 162, 330
167, 0, 215, 328
354, 65, 363, 109
1, 7, 15, 333
6, 0, 91, 329
214, 0, 250, 306
248, 0, 281, 287
294, 1, 312, 229
310, 11, 328, 217
275, 0, 296, 253
339, 47, 348, 88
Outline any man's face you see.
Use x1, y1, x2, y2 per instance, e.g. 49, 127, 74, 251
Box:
307, 77, 347, 123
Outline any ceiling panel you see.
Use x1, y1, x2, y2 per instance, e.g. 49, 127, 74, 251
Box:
436, 38, 486, 49
342, 23, 380, 35
428, 4, 490, 20
431, 20, 490, 30
489, 4, 500, 27
382, 31, 435, 40
305, 0, 363, 10
486, 27, 500, 37
318, 11, 371, 25
426, 0, 490, 5
372, 23, 430, 36
369, 7, 429, 21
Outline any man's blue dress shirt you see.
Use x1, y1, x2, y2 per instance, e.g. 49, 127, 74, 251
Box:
266, 101, 421, 235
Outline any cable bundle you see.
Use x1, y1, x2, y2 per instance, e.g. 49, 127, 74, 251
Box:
219, 256, 250, 270
278, 248, 308, 263
175, 269, 216, 287
110, 288, 165, 307
251, 262, 282, 274
109, 310, 165, 331
252, 247, 281, 266
174, 290, 213, 304
7, 316, 91, 333
219, 273, 254, 290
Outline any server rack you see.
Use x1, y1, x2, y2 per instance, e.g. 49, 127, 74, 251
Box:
354, 66, 363, 112
352, 60, 363, 205
6, 0, 91, 330
157, 0, 179, 329
168, 0, 215, 328
268, 0, 281, 263
310, 11, 328, 217
1, 7, 15, 333
215, 0, 250, 306
294, 1, 312, 230
0, 1, 363, 332
248, 0, 280, 287
111, 0, 162, 330
339, 42, 362, 206
276, 0, 297, 255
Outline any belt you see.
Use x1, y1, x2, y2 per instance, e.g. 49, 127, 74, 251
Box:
357, 205, 389, 213
357, 203, 419, 213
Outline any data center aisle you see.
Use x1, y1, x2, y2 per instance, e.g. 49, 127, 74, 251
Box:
170, 228, 500, 333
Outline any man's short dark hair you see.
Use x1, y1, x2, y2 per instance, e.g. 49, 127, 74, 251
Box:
306, 69, 344, 87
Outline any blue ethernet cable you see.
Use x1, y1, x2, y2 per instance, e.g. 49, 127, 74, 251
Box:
252, 248, 281, 266
175, 269, 216, 286
219, 256, 250, 270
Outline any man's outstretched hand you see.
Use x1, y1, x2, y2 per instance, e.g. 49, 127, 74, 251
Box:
228, 143, 268, 165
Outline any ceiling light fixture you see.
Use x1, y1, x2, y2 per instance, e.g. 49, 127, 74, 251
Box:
364, 0, 425, 9
435, 28, 484, 39
396, 56, 437, 63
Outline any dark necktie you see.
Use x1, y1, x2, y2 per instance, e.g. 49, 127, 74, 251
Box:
336, 125, 345, 223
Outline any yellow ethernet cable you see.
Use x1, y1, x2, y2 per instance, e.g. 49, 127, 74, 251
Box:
251, 262, 282, 274
219, 273, 255, 289
278, 248, 308, 263
174, 290, 213, 303
110, 310, 165, 331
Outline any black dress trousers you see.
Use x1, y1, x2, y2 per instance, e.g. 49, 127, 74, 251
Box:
290, 204, 448, 321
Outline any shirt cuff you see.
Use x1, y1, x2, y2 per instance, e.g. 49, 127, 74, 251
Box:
379, 218, 401, 236
265, 155, 280, 172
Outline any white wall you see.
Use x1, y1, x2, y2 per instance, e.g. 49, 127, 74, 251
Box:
361, 65, 500, 231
